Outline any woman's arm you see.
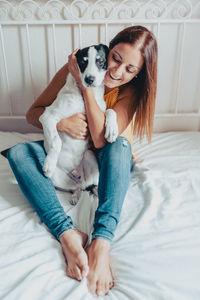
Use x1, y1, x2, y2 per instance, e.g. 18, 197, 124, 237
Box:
26, 63, 88, 139
82, 88, 106, 148
82, 86, 135, 148
26, 64, 69, 129
67, 50, 136, 148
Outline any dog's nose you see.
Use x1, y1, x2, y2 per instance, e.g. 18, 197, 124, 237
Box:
85, 75, 95, 85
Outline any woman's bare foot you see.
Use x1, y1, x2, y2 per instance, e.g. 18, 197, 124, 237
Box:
86, 238, 114, 296
60, 229, 89, 281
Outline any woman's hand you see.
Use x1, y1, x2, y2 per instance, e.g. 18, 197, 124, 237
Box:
57, 113, 89, 140
67, 49, 83, 88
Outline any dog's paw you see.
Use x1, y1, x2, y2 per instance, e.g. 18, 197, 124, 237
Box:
43, 154, 57, 178
85, 184, 98, 197
70, 188, 82, 206
104, 109, 118, 143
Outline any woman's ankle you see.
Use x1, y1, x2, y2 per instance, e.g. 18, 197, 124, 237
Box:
90, 238, 111, 251
60, 229, 88, 249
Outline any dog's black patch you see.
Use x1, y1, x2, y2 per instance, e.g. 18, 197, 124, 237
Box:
94, 44, 109, 71
75, 47, 89, 73
85, 184, 97, 196
76, 44, 109, 74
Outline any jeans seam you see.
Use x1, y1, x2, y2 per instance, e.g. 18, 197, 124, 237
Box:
92, 233, 112, 242
94, 136, 132, 243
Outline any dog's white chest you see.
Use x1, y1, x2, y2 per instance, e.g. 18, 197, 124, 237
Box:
39, 44, 118, 197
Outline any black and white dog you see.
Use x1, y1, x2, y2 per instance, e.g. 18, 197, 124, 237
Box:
39, 44, 118, 204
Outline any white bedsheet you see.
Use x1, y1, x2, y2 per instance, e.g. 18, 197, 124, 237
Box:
0, 131, 200, 300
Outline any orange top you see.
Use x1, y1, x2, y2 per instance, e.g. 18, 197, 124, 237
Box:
104, 87, 135, 159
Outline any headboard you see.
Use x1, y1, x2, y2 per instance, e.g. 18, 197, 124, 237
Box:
0, 0, 200, 133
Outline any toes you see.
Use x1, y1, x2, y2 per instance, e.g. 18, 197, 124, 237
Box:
67, 266, 81, 281
73, 266, 82, 281
76, 254, 89, 278
88, 280, 97, 296
109, 280, 114, 289
105, 282, 110, 294
87, 275, 113, 296
67, 267, 75, 279
81, 266, 89, 278
96, 281, 106, 297
67, 261, 89, 281
97, 290, 104, 297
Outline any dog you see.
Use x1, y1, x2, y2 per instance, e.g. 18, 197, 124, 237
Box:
39, 44, 118, 204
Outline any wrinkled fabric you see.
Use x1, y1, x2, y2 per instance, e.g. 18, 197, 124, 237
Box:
0, 131, 200, 300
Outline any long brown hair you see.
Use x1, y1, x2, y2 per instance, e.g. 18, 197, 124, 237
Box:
109, 25, 158, 143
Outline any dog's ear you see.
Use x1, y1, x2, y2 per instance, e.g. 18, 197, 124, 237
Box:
99, 44, 109, 58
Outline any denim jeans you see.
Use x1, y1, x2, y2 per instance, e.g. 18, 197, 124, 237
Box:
6, 136, 133, 242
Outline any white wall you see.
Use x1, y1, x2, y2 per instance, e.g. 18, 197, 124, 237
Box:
0, 0, 200, 133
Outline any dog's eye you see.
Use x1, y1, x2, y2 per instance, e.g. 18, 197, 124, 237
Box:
79, 57, 88, 65
96, 58, 105, 64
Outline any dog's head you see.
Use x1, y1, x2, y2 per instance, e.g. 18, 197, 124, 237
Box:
75, 44, 109, 88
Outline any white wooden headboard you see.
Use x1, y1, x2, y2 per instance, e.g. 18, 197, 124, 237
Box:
0, 0, 200, 133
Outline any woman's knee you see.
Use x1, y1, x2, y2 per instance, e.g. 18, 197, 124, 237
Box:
7, 141, 45, 165
103, 136, 132, 159
7, 143, 29, 164
97, 137, 133, 172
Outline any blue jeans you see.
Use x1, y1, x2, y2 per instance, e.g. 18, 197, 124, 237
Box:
6, 136, 133, 242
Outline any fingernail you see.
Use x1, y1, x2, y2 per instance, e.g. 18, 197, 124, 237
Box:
78, 275, 83, 280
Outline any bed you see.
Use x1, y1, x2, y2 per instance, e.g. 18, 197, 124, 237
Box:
1, 131, 200, 300
1, 0, 200, 299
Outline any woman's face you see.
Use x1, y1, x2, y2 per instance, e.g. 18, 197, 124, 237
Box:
104, 42, 144, 89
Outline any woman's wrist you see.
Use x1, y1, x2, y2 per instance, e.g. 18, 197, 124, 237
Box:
57, 119, 66, 132
81, 86, 93, 100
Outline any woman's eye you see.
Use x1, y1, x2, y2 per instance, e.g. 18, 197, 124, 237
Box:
80, 61, 87, 66
127, 68, 137, 74
81, 57, 88, 64
112, 55, 120, 63
127, 68, 134, 74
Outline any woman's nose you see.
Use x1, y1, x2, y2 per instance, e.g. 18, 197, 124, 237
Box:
112, 64, 124, 78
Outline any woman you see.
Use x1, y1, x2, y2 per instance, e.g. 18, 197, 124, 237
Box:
5, 25, 158, 297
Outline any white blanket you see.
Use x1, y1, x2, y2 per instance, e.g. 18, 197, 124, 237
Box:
0, 131, 200, 300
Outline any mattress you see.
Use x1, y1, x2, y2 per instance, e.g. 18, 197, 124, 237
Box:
0, 131, 200, 300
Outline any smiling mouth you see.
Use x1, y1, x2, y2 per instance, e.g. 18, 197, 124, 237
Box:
109, 72, 121, 81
